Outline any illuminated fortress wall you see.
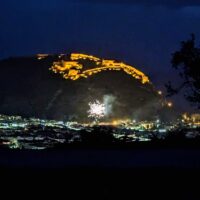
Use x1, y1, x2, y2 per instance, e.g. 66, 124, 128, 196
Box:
50, 53, 150, 84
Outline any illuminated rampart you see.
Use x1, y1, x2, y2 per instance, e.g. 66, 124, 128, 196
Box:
50, 53, 150, 84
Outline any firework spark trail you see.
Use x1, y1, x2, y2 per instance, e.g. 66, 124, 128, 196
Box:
45, 89, 62, 112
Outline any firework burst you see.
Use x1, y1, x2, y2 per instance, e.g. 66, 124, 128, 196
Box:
88, 100, 106, 120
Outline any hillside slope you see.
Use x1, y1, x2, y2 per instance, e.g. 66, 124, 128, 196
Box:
0, 54, 162, 121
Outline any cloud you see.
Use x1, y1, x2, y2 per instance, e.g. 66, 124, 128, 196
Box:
74, 0, 200, 7
181, 6, 200, 17
2, 0, 200, 11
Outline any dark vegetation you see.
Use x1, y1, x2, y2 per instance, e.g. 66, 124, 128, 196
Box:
53, 126, 200, 149
166, 34, 200, 108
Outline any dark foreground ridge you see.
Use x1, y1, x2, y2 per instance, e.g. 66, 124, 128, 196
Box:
1, 141, 200, 169
1, 144, 200, 199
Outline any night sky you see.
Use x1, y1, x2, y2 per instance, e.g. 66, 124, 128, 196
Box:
1, 0, 200, 111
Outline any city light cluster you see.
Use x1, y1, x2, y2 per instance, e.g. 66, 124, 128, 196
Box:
1, 113, 200, 150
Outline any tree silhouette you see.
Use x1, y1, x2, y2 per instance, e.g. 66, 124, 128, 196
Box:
166, 34, 200, 108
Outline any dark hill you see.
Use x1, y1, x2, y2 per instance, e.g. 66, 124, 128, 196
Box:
0, 54, 162, 121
